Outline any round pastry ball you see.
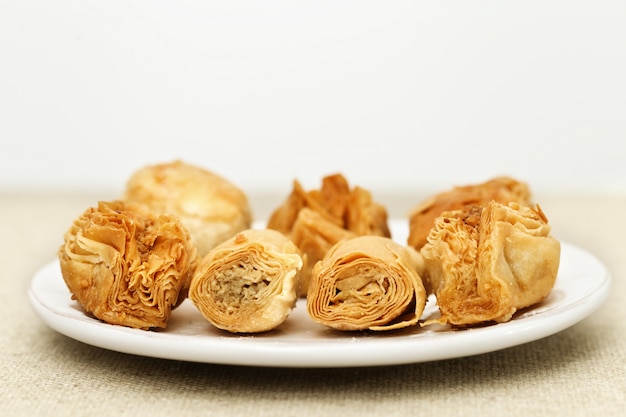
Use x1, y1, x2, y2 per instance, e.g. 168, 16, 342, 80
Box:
123, 161, 252, 257
58, 200, 197, 329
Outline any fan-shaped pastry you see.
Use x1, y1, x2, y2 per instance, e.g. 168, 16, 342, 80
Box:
408, 176, 531, 250
58, 201, 197, 329
420, 201, 560, 326
307, 236, 426, 331
123, 160, 252, 257
189, 229, 303, 333
288, 208, 356, 295
267, 173, 390, 296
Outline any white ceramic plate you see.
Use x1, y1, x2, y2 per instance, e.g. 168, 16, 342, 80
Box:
28, 222, 611, 368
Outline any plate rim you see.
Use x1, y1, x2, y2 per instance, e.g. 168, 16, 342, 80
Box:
28, 241, 611, 368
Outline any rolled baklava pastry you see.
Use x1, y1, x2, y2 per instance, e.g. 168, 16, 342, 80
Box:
189, 229, 303, 333
268, 173, 391, 296
123, 160, 252, 258
421, 201, 561, 326
58, 201, 197, 329
408, 176, 532, 250
307, 236, 427, 331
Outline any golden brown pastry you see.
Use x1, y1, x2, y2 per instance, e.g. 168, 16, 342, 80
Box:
267, 173, 390, 296
307, 236, 426, 331
123, 160, 252, 258
58, 201, 197, 329
288, 208, 356, 295
408, 176, 531, 250
189, 229, 303, 333
420, 201, 560, 326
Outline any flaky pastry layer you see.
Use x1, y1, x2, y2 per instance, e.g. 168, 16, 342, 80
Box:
421, 201, 560, 326
123, 160, 251, 257
189, 229, 303, 333
307, 235, 426, 331
58, 201, 197, 329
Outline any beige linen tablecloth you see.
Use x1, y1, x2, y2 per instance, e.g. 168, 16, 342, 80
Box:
1, 191, 624, 416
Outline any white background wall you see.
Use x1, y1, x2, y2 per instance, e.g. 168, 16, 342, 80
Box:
1, 0, 625, 196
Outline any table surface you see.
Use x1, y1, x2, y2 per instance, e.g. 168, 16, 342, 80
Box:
1, 191, 624, 417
